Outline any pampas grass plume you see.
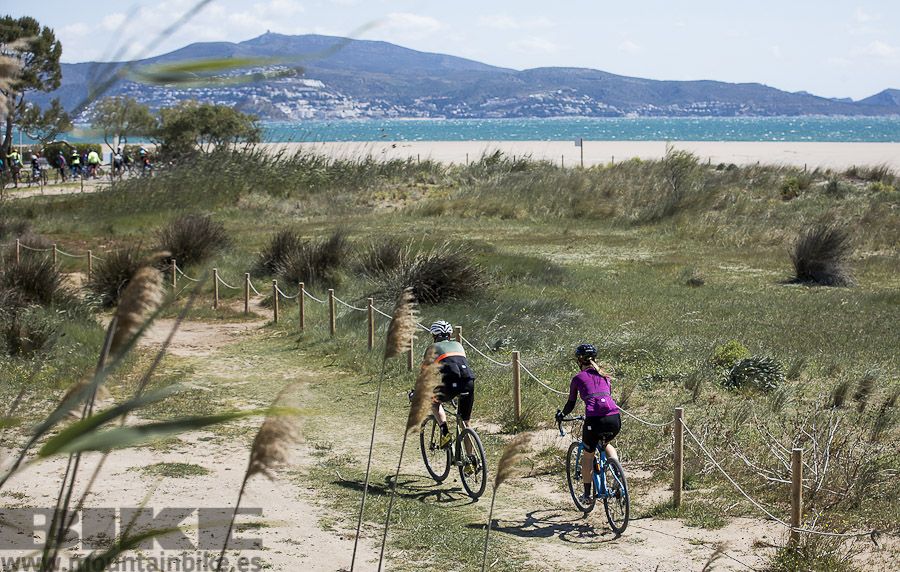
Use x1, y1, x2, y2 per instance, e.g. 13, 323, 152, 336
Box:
405, 349, 440, 434
109, 264, 165, 357
494, 433, 533, 488
247, 404, 300, 480
384, 288, 417, 360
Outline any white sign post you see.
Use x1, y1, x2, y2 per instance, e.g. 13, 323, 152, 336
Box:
575, 138, 584, 167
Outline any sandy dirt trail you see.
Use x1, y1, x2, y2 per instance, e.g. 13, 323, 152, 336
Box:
1, 303, 378, 572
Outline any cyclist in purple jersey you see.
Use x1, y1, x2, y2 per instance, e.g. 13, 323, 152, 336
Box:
556, 343, 622, 504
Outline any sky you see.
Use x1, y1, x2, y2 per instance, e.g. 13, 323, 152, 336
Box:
5, 0, 899, 100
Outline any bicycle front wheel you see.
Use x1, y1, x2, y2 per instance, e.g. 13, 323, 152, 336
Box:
602, 458, 629, 535
420, 416, 450, 483
458, 428, 487, 500
566, 442, 596, 513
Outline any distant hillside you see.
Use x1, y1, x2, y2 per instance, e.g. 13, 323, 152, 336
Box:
35, 32, 900, 120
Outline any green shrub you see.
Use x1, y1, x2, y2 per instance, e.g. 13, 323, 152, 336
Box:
780, 175, 811, 200
274, 231, 349, 288
376, 243, 487, 304
356, 238, 409, 278
790, 224, 854, 286
868, 181, 895, 193
766, 535, 859, 572
823, 178, 853, 198
156, 214, 230, 268
1, 309, 57, 357
710, 340, 750, 370
723, 355, 784, 392
254, 229, 304, 277
86, 245, 143, 307
0, 256, 62, 305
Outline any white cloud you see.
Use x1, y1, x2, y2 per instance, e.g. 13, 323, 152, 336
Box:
477, 14, 554, 31
380, 12, 443, 40
252, 0, 304, 16
101, 13, 127, 32
854, 8, 876, 23
617, 40, 642, 54
771, 45, 783, 59
509, 36, 560, 55
853, 40, 898, 57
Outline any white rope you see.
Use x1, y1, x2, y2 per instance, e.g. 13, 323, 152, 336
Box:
333, 295, 367, 312
92, 254, 106, 262
303, 289, 327, 304
216, 273, 240, 290
248, 280, 263, 296
681, 421, 875, 539
174, 264, 200, 282
460, 335, 513, 367
618, 406, 671, 428
56, 248, 87, 258
374, 307, 393, 320
518, 362, 568, 396
275, 284, 299, 299
19, 244, 53, 252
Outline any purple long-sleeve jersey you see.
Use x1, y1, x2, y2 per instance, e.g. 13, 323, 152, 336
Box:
568, 369, 619, 417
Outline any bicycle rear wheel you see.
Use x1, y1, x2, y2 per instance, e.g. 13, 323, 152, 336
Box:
420, 416, 450, 482
458, 428, 487, 500
602, 458, 629, 535
565, 442, 596, 513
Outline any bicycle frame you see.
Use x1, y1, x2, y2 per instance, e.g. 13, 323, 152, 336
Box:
558, 416, 619, 499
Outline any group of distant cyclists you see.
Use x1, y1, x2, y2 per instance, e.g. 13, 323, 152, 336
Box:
422, 319, 621, 507
1, 145, 153, 188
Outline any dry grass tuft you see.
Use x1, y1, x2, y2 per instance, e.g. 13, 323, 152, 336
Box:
247, 387, 300, 480
494, 433, 534, 488
384, 287, 417, 360
109, 265, 165, 357
406, 350, 441, 434
790, 224, 855, 287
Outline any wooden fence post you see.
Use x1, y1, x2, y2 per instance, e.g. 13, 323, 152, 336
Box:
212, 268, 219, 309
328, 289, 336, 337
454, 325, 462, 343
407, 336, 414, 371
272, 280, 279, 323
367, 297, 375, 351
15, 239, 20, 264
791, 448, 803, 544
298, 282, 306, 331
674, 407, 684, 508
52, 244, 58, 266
512, 351, 521, 423
244, 273, 250, 314
171, 259, 177, 289
87, 250, 93, 281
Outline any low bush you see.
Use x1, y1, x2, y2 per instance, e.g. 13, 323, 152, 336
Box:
254, 229, 305, 276
780, 173, 813, 200
274, 231, 349, 287
1, 310, 57, 357
868, 181, 895, 193
790, 224, 854, 286
823, 178, 853, 198
710, 340, 750, 370
156, 214, 230, 268
86, 245, 143, 307
723, 355, 784, 392
844, 163, 895, 184
0, 217, 31, 240
766, 535, 859, 572
0, 256, 62, 305
356, 238, 409, 278
379, 243, 487, 304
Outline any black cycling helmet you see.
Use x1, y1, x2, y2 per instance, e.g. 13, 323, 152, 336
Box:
574, 343, 598, 361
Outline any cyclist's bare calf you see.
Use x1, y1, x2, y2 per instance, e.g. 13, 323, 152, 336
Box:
581, 443, 618, 487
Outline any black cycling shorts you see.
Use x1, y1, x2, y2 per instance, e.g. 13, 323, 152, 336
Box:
582, 413, 621, 453
438, 378, 475, 422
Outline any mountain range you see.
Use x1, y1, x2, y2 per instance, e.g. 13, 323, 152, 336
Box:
35, 32, 900, 121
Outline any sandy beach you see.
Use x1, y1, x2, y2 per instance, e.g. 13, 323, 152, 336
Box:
261, 141, 900, 170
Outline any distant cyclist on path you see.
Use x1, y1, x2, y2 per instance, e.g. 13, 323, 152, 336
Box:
425, 320, 477, 448
556, 343, 622, 505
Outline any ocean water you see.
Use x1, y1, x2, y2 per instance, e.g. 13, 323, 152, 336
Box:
56, 116, 900, 144
260, 117, 900, 143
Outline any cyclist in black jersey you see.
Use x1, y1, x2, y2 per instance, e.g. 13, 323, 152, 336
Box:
425, 320, 476, 448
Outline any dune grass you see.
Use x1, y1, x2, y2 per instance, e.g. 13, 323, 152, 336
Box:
3, 148, 898, 568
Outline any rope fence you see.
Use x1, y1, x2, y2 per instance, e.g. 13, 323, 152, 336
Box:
2, 238, 882, 542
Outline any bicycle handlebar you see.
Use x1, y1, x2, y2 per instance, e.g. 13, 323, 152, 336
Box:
556, 414, 585, 437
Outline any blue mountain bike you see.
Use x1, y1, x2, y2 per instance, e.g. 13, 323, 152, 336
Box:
557, 415, 629, 535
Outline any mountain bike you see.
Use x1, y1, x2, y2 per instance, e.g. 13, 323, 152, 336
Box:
558, 415, 629, 535
417, 392, 488, 499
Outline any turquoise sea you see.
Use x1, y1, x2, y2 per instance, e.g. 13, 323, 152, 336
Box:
61, 116, 900, 143
257, 117, 900, 143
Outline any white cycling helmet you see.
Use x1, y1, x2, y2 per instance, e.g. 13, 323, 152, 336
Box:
429, 320, 453, 337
